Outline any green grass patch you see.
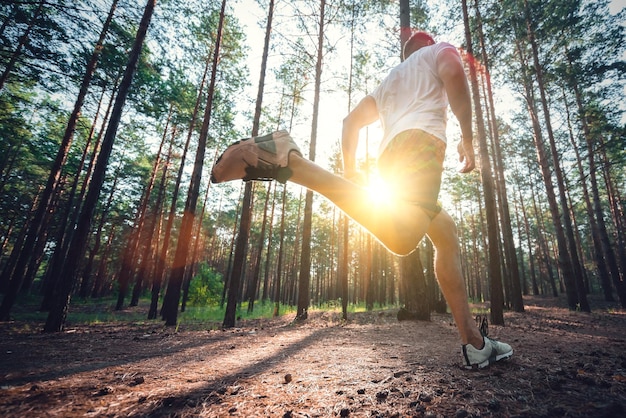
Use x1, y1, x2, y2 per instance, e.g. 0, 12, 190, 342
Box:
179, 301, 298, 329
8, 292, 431, 331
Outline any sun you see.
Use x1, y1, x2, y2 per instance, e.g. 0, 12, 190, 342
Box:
365, 174, 395, 203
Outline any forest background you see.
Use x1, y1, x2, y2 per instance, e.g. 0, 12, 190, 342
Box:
0, 0, 624, 333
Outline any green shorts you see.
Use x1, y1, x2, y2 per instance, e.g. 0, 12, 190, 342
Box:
377, 129, 446, 219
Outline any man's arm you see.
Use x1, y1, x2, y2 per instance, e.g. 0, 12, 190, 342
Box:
342, 95, 379, 179
437, 47, 475, 173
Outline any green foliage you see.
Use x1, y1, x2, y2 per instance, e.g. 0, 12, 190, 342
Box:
180, 302, 297, 327
187, 263, 224, 306
1, 0, 624, 327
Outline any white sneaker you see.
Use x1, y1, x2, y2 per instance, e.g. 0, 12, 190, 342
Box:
462, 336, 513, 369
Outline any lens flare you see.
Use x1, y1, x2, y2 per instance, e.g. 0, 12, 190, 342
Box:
365, 175, 395, 204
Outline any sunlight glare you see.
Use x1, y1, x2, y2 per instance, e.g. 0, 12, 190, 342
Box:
365, 174, 395, 205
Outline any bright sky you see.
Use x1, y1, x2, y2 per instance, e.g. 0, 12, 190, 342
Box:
231, 1, 382, 169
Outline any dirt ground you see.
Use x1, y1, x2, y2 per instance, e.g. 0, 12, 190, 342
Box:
1, 295, 625, 418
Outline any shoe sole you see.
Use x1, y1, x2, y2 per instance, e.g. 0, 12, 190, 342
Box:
464, 349, 513, 370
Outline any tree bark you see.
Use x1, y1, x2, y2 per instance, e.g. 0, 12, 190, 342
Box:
261, 182, 277, 302
562, 85, 614, 301
473, 0, 523, 312
522, 0, 589, 311
131, 125, 176, 307
224, 0, 274, 328
162, 0, 226, 327
462, 0, 505, 325
78, 158, 123, 298
512, 21, 576, 308
567, 57, 626, 307
0, 0, 118, 321
43, 0, 156, 332
296, 0, 326, 321
273, 185, 288, 317
247, 183, 272, 313
148, 55, 211, 320
117, 109, 169, 310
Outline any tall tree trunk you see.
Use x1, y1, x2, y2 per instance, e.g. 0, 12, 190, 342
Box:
162, 0, 226, 327
131, 126, 176, 307
0, 0, 118, 320
261, 181, 277, 302
117, 108, 170, 310
220, 184, 244, 309
340, 0, 359, 321
247, 183, 272, 313
518, 191, 538, 295
40, 82, 113, 309
398, 0, 430, 320
562, 85, 614, 301
0, 188, 41, 294
474, 0, 523, 312
148, 55, 211, 320
273, 184, 288, 317
568, 57, 626, 307
43, 0, 156, 332
399, 251, 429, 320
512, 24, 576, 308
181, 176, 212, 313
598, 137, 626, 296
523, 0, 589, 311
273, 91, 299, 317
78, 158, 123, 298
511, 196, 527, 295
288, 191, 304, 306
462, 0, 505, 325
363, 128, 374, 312
529, 175, 558, 297
224, 0, 273, 328
91, 225, 117, 298
296, 0, 326, 321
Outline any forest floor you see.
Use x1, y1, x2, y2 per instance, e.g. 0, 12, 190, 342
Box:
1, 295, 625, 418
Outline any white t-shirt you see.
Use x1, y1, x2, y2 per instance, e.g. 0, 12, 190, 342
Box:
370, 42, 457, 153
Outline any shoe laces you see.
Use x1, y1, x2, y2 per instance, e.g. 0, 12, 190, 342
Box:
475, 315, 489, 337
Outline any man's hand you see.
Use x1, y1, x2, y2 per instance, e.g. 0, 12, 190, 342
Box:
457, 137, 475, 173
342, 95, 379, 183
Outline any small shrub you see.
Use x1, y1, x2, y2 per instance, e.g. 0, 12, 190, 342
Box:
187, 263, 224, 306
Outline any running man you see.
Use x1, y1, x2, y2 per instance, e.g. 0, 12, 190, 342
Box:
211, 31, 513, 369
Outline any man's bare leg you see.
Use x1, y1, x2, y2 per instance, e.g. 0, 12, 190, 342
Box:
290, 154, 483, 346
210, 131, 430, 254
288, 154, 432, 256
426, 209, 484, 348
427, 211, 513, 369
211, 131, 512, 367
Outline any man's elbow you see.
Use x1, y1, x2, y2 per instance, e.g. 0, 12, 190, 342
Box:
342, 116, 355, 140
342, 114, 354, 130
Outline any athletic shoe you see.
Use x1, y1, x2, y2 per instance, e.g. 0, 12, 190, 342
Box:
462, 336, 513, 369
210, 130, 301, 184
